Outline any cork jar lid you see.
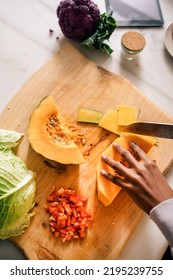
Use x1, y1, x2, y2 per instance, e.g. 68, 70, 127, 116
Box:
121, 31, 146, 51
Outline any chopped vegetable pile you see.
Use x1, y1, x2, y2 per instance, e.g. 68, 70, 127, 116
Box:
44, 187, 93, 242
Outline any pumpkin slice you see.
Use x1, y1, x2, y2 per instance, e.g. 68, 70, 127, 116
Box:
96, 133, 157, 206
117, 105, 139, 126
28, 95, 85, 164
98, 109, 122, 135
98, 105, 139, 135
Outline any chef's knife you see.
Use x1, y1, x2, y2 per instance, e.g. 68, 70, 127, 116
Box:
123, 122, 173, 139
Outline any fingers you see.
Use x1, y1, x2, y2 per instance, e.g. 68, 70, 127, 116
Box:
100, 141, 150, 188
101, 154, 132, 178
113, 142, 138, 168
100, 169, 118, 184
129, 141, 149, 161
113, 141, 149, 164
101, 142, 138, 178
100, 169, 131, 189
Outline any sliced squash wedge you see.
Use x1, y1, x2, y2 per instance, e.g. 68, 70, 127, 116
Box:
97, 132, 157, 206
28, 95, 85, 164
98, 109, 121, 135
117, 105, 139, 126
99, 105, 139, 135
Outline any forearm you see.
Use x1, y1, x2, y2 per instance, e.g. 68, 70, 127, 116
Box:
150, 198, 173, 257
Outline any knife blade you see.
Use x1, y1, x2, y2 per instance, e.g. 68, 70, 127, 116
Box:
123, 122, 173, 139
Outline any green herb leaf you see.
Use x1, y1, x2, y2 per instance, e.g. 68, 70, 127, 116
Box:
81, 11, 117, 54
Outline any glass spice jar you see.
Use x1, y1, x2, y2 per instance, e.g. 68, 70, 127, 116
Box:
121, 31, 146, 60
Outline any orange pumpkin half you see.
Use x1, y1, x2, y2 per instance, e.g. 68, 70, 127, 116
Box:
27, 95, 85, 164
96, 132, 157, 206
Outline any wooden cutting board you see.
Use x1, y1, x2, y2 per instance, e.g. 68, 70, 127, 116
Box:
1, 43, 173, 260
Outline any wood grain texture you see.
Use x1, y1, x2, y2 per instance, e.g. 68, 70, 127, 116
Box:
1, 43, 173, 260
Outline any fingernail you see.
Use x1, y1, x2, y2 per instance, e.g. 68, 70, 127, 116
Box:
101, 154, 107, 160
100, 169, 108, 176
113, 142, 119, 149
129, 141, 136, 146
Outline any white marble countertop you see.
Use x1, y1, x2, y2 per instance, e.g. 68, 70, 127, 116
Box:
0, 0, 173, 260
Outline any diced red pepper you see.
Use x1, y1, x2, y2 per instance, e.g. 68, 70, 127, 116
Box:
56, 204, 64, 213
74, 221, 80, 230
72, 208, 77, 218
63, 202, 72, 215
44, 187, 93, 242
57, 214, 68, 221
54, 231, 60, 237
78, 229, 85, 238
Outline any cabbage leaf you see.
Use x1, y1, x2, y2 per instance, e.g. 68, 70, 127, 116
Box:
0, 128, 23, 150
0, 129, 36, 239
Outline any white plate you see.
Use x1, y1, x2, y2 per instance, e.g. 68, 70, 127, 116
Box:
164, 21, 173, 57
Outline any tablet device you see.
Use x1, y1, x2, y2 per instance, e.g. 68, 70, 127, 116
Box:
105, 0, 164, 27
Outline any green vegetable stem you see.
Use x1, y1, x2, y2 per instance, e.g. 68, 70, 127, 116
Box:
81, 11, 117, 54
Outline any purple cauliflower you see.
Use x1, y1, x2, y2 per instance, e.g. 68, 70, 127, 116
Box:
57, 0, 100, 41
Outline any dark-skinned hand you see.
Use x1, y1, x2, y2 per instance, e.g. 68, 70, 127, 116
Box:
100, 141, 173, 214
